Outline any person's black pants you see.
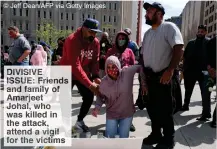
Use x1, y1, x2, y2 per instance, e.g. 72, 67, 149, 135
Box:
183, 71, 204, 107
201, 75, 215, 116
145, 68, 175, 142
72, 80, 94, 122
212, 104, 216, 123
173, 70, 182, 113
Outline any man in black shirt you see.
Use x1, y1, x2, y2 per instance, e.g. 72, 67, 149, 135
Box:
197, 36, 216, 126
181, 25, 210, 112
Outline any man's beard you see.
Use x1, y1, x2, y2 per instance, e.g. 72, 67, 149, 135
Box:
145, 13, 157, 26
196, 34, 205, 40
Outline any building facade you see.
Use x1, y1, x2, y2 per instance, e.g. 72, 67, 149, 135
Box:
1, 1, 140, 47
203, 1, 217, 38
181, 1, 205, 46
165, 15, 182, 30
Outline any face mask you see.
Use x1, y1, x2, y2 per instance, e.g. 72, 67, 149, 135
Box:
88, 36, 95, 42
102, 43, 105, 47
107, 67, 119, 77
58, 43, 63, 47
118, 40, 126, 46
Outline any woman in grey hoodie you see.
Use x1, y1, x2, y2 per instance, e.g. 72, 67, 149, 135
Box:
92, 56, 147, 138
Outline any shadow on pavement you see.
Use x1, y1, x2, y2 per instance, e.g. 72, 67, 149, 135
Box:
134, 107, 149, 118
175, 120, 216, 147
89, 124, 106, 136
189, 100, 216, 108
0, 138, 33, 149
174, 113, 201, 126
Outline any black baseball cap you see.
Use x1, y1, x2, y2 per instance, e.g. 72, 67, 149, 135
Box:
198, 25, 207, 31
83, 18, 102, 33
143, 2, 165, 15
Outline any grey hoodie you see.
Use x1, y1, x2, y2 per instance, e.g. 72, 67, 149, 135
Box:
95, 56, 144, 119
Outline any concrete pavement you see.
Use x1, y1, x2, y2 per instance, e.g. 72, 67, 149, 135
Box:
0, 75, 216, 149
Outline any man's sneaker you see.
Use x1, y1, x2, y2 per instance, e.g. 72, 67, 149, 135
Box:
154, 138, 175, 149
142, 133, 163, 145
74, 121, 90, 133
130, 124, 136, 132
180, 105, 189, 111
196, 115, 211, 121
154, 143, 175, 149
210, 121, 216, 128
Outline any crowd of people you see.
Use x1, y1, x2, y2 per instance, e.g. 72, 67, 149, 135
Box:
0, 2, 216, 149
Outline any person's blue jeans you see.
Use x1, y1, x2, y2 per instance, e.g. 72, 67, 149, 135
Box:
13, 61, 29, 66
106, 116, 133, 138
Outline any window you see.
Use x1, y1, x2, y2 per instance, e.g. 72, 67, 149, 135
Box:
19, 22, 22, 30
214, 24, 216, 31
13, 21, 16, 26
88, 14, 90, 18
1, 21, 3, 28
50, 11, 52, 19
109, 3, 111, 9
26, 9, 28, 16
61, 13, 63, 20
103, 28, 105, 32
72, 13, 74, 20
61, 1, 63, 4
209, 15, 213, 23
113, 29, 116, 34
71, 26, 74, 30
13, 8, 16, 15
66, 13, 68, 20
205, 19, 208, 25
72, 1, 74, 4
66, 1, 69, 3
26, 23, 28, 30
205, 10, 208, 17
114, 3, 117, 10
108, 28, 110, 33
44, 11, 46, 18
208, 26, 213, 33
109, 16, 111, 22
66, 26, 68, 30
38, 24, 40, 30
38, 1, 40, 4
93, 15, 95, 19
114, 16, 116, 22
61, 26, 63, 30
38, 11, 40, 18
210, 5, 214, 13
19, 9, 22, 16
215, 13, 217, 20
44, 1, 46, 4
1, 6, 3, 14
206, 1, 209, 7
104, 15, 106, 22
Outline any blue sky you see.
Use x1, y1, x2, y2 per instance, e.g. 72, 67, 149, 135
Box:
141, 0, 189, 38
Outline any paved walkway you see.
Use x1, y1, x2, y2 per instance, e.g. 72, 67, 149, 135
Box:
0, 75, 216, 149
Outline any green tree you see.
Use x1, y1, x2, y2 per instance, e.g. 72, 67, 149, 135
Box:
36, 19, 72, 49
